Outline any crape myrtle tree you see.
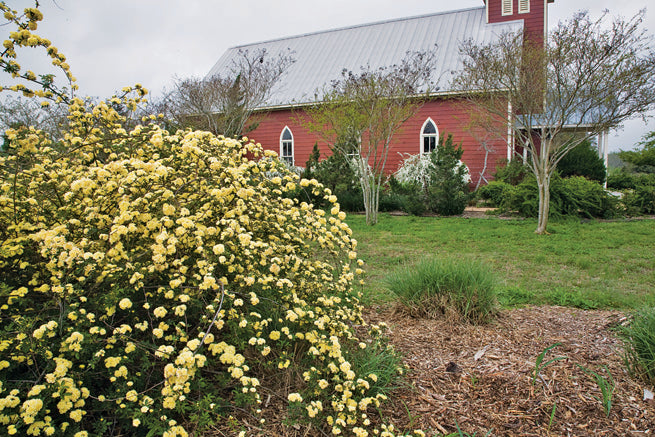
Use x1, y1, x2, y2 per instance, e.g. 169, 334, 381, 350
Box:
159, 48, 295, 138
454, 10, 655, 234
304, 50, 436, 225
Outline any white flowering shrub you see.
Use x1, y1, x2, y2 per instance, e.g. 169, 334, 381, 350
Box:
395, 152, 471, 190
394, 153, 434, 191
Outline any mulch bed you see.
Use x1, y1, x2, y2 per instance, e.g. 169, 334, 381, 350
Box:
207, 306, 655, 436
368, 305, 655, 436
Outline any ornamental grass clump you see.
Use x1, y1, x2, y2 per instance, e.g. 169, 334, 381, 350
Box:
618, 307, 655, 385
0, 4, 423, 436
385, 257, 498, 323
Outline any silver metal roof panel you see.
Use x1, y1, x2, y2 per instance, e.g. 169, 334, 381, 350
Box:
206, 7, 523, 109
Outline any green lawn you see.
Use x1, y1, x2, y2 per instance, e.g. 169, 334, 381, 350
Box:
346, 213, 655, 310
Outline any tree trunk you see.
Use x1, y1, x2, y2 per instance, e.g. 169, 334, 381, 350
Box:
362, 172, 378, 226
535, 171, 550, 234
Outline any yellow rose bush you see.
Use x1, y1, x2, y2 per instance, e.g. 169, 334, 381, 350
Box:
0, 3, 424, 436
0, 5, 422, 437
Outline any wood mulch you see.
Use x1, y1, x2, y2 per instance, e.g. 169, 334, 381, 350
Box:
367, 305, 655, 436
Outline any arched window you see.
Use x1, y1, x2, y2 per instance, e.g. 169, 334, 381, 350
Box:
280, 127, 294, 165
420, 118, 438, 154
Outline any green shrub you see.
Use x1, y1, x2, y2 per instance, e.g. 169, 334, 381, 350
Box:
311, 147, 360, 196
337, 188, 364, 212
608, 171, 655, 190
622, 185, 655, 215
556, 140, 607, 183
385, 257, 498, 324
426, 134, 471, 216
555, 176, 618, 218
503, 177, 539, 217
493, 159, 529, 185
378, 191, 404, 212
387, 177, 426, 215
503, 175, 618, 218
619, 307, 655, 385
607, 170, 639, 190
477, 180, 513, 207
301, 142, 321, 180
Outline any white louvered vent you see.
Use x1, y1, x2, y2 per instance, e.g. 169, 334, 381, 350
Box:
502, 0, 513, 16
518, 0, 530, 14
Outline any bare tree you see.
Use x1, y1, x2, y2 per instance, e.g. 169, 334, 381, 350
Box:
303, 51, 436, 225
454, 10, 655, 234
0, 95, 68, 141
161, 48, 295, 138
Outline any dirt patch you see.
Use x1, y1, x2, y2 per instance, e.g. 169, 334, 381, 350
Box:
367, 306, 655, 436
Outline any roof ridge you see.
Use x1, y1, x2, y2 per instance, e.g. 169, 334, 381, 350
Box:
227, 6, 485, 50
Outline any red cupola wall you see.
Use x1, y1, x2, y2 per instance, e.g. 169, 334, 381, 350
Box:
484, 0, 553, 46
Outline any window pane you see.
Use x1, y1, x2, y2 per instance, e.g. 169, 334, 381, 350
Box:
282, 128, 292, 140
423, 121, 436, 134
423, 136, 436, 153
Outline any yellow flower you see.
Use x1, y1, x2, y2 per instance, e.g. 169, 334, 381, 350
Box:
104, 357, 121, 368
287, 393, 303, 403
118, 298, 132, 310
69, 409, 84, 422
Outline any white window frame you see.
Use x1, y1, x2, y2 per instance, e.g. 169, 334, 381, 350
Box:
518, 0, 530, 14
420, 118, 439, 154
280, 126, 294, 166
502, 0, 513, 16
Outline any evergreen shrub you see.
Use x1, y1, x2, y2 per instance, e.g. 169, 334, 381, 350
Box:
394, 134, 471, 216
477, 180, 513, 207
426, 134, 471, 215
556, 140, 607, 183
387, 177, 425, 216
622, 185, 655, 215
502, 175, 618, 219
493, 159, 529, 185
607, 171, 655, 190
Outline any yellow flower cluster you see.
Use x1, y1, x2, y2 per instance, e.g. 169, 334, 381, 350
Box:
1, 2, 77, 101
0, 90, 374, 434
0, 3, 428, 436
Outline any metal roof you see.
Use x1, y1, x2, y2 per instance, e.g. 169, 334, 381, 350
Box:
206, 7, 524, 109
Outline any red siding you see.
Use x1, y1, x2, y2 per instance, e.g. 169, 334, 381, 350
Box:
486, 0, 548, 46
246, 98, 509, 186
246, 111, 327, 166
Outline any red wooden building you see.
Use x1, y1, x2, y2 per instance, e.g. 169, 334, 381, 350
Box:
208, 0, 554, 186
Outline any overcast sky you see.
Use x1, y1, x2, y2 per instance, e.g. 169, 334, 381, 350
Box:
5, 0, 655, 151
